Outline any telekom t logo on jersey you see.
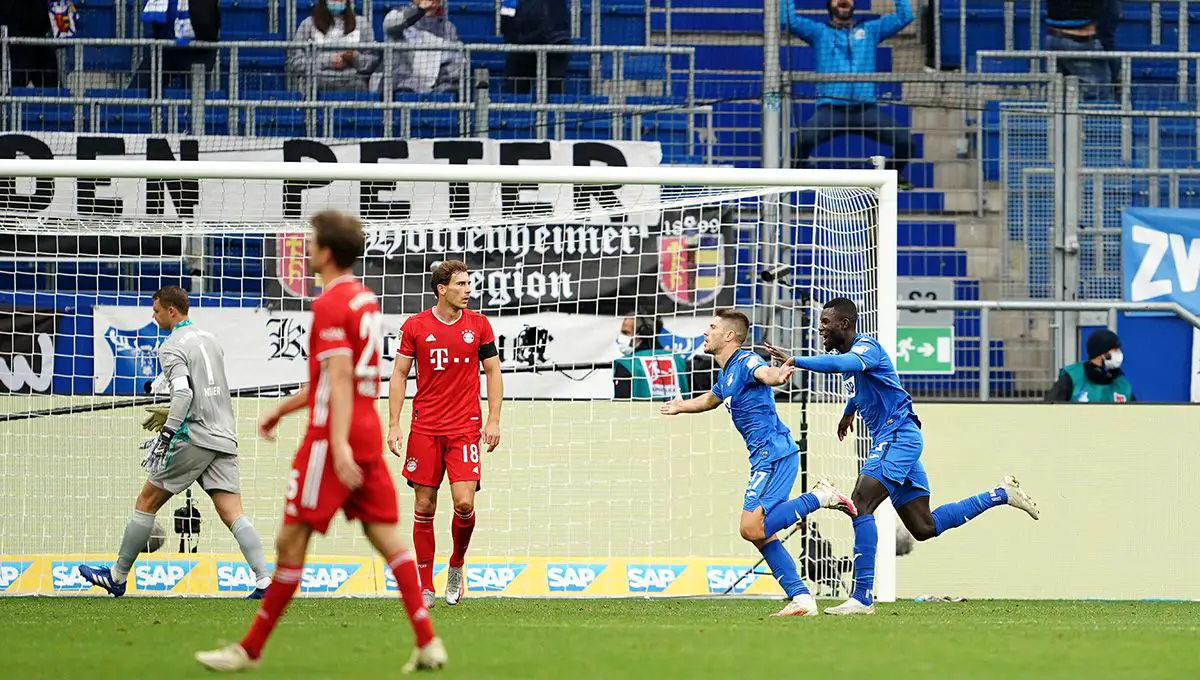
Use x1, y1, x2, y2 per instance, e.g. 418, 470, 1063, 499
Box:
430, 347, 450, 370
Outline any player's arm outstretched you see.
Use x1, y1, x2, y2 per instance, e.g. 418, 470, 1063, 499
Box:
660, 391, 722, 415
763, 342, 866, 374
481, 354, 503, 451
258, 384, 310, 440
387, 354, 414, 456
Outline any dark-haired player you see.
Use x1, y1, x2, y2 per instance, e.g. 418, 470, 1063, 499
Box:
661, 309, 856, 616
388, 259, 503, 608
765, 297, 1040, 616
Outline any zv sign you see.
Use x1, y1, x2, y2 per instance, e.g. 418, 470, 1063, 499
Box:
1123, 208, 1200, 315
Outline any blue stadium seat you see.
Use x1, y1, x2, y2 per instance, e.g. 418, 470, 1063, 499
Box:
488, 95, 537, 139
248, 90, 306, 137
320, 91, 384, 138
11, 88, 80, 132
550, 95, 612, 140
86, 89, 153, 134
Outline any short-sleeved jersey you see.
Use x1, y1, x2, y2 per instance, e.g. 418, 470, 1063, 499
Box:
711, 348, 797, 464
843, 334, 916, 442
306, 275, 384, 460
397, 308, 497, 436
158, 321, 238, 455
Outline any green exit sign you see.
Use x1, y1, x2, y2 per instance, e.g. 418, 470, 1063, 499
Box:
895, 327, 955, 375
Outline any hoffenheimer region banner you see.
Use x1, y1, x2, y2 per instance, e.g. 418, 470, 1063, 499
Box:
0, 134, 744, 397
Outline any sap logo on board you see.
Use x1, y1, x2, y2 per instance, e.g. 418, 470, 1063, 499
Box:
134, 561, 197, 591
216, 561, 274, 592
300, 564, 360, 593
384, 563, 446, 591
546, 564, 606, 592
625, 564, 687, 593
51, 560, 113, 591
466, 564, 526, 592
0, 561, 32, 590
705, 565, 756, 595
1128, 225, 1200, 301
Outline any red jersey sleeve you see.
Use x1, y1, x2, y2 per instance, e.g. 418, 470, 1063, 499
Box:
397, 316, 418, 359
310, 299, 352, 362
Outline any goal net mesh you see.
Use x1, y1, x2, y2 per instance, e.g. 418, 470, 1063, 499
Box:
0, 164, 888, 598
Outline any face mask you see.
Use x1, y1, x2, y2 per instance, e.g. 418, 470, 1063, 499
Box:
1104, 350, 1123, 371
327, 1, 347, 15
616, 334, 634, 356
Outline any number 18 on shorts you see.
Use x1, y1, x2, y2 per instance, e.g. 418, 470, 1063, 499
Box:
403, 432, 483, 489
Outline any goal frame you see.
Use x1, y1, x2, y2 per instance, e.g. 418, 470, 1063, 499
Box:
0, 159, 898, 602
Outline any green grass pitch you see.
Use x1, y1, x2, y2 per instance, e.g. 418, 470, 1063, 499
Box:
3, 598, 1199, 679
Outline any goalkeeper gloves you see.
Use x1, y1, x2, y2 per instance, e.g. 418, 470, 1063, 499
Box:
142, 406, 170, 433
140, 427, 176, 474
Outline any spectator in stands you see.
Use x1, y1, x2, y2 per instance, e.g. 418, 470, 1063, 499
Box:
2, 0, 62, 87
1096, 0, 1122, 87
1044, 0, 1110, 100
782, 0, 915, 190
289, 0, 379, 93
375, 0, 463, 96
137, 0, 221, 90
1045, 329, 1135, 402
500, 0, 571, 96
612, 316, 690, 400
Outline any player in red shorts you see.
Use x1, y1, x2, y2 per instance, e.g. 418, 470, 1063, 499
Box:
387, 259, 503, 608
196, 211, 446, 673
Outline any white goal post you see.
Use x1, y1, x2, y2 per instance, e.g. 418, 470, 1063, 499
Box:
0, 158, 897, 601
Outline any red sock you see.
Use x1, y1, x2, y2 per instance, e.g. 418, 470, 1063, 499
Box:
449, 509, 475, 569
412, 512, 435, 592
388, 549, 436, 647
240, 563, 303, 660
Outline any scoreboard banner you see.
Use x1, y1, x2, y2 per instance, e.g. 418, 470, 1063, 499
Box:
0, 555, 786, 598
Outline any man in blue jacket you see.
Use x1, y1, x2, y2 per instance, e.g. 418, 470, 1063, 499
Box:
782, 0, 914, 188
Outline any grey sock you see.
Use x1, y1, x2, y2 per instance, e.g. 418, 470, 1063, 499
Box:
230, 516, 269, 584
113, 510, 157, 583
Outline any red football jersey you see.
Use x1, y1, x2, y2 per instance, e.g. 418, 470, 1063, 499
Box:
306, 275, 385, 460
398, 308, 496, 436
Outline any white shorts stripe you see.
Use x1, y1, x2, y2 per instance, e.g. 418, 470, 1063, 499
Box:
313, 369, 331, 428
302, 439, 327, 509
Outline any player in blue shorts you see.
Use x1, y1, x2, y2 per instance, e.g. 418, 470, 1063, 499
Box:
765, 298, 1040, 615
661, 309, 857, 616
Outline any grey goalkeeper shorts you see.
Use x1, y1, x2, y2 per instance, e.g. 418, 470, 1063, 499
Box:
148, 442, 240, 495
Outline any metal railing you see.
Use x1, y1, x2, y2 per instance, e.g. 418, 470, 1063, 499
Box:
898, 299, 1200, 401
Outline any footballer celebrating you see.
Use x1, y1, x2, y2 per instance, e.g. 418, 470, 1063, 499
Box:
196, 211, 445, 673
388, 259, 503, 608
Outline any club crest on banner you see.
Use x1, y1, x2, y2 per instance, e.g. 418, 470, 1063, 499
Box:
277, 234, 320, 299
658, 234, 723, 306
102, 323, 165, 395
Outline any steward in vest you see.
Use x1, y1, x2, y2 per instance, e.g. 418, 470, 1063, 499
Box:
1045, 329, 1135, 402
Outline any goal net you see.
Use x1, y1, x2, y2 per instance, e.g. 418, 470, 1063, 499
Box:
0, 158, 896, 599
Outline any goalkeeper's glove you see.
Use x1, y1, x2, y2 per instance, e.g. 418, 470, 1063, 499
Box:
142, 406, 170, 433
140, 427, 176, 474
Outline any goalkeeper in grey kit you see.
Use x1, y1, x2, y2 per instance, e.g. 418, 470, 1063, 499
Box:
78, 286, 271, 598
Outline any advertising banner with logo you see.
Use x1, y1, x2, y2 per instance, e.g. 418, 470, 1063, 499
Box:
1122, 207, 1200, 316
92, 306, 711, 398
0, 555, 786, 598
0, 306, 57, 394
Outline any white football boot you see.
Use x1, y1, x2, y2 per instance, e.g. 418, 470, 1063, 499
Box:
813, 479, 858, 517
1002, 475, 1040, 520
422, 589, 436, 610
770, 593, 819, 617
195, 643, 259, 672
444, 566, 465, 606
402, 637, 448, 674
823, 598, 876, 616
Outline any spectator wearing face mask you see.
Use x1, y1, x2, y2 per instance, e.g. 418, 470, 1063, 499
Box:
288, 0, 379, 93
1045, 329, 1135, 402
612, 316, 690, 400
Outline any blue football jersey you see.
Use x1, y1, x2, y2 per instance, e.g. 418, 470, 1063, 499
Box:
842, 334, 917, 442
711, 349, 797, 463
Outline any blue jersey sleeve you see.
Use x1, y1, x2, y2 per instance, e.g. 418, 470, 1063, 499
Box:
740, 353, 766, 384
711, 376, 725, 401
848, 339, 885, 371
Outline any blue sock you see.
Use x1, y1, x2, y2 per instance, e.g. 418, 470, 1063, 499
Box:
932, 487, 1008, 536
851, 514, 877, 605
759, 539, 808, 598
763, 493, 821, 537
